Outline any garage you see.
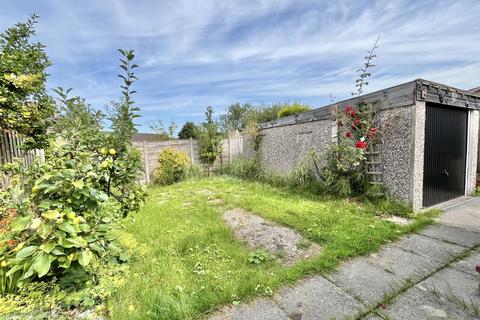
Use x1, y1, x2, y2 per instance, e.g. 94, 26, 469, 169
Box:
247, 79, 480, 211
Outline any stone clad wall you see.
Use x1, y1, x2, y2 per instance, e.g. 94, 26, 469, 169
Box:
377, 106, 414, 201
257, 119, 333, 175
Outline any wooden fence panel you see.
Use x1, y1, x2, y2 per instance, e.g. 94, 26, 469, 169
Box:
0, 130, 44, 189
134, 132, 244, 184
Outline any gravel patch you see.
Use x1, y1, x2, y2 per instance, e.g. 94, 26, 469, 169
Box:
223, 208, 322, 266
382, 216, 414, 225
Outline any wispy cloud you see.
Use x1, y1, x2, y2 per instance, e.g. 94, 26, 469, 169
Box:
1, 0, 479, 132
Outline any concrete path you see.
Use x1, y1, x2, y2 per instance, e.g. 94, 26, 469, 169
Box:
210, 197, 480, 320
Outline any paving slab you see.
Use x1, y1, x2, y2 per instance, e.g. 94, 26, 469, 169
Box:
417, 266, 480, 312
378, 286, 478, 320
451, 250, 480, 276
275, 275, 365, 320
419, 223, 480, 248
367, 244, 442, 282
327, 259, 404, 306
393, 234, 466, 263
436, 197, 480, 231
209, 299, 288, 320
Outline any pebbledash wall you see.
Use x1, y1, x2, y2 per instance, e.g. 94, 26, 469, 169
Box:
244, 79, 480, 211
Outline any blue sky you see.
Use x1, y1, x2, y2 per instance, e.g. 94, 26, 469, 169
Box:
1, 0, 479, 133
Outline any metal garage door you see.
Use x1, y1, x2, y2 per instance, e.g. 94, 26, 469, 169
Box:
423, 103, 468, 207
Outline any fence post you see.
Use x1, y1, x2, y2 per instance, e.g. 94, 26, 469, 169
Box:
143, 140, 150, 184
189, 138, 195, 164
228, 136, 232, 163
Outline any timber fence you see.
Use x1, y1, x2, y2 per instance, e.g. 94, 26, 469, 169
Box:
132, 132, 243, 184
0, 130, 45, 189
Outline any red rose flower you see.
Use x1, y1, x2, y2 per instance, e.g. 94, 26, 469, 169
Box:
345, 131, 353, 138
352, 118, 361, 128
344, 106, 357, 117
355, 141, 368, 149
368, 127, 378, 138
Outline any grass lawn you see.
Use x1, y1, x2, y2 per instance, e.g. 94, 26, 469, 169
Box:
109, 177, 436, 320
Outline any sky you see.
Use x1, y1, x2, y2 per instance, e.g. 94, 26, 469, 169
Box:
1, 0, 479, 133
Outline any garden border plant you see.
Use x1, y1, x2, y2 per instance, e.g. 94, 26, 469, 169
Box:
0, 15, 146, 318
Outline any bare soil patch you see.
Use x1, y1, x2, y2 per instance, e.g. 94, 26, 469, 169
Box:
223, 208, 322, 266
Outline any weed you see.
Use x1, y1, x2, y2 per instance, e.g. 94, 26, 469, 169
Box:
248, 249, 273, 265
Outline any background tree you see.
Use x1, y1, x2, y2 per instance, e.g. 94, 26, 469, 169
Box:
276, 102, 311, 118
105, 49, 144, 214
52, 87, 104, 151
178, 121, 198, 139
149, 119, 176, 140
218, 102, 283, 135
218, 103, 253, 134
108, 49, 140, 153
0, 14, 55, 149
198, 106, 223, 173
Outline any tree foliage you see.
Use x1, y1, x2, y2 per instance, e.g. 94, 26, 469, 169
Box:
108, 49, 140, 153
218, 103, 282, 134
178, 121, 198, 139
277, 103, 311, 118
149, 120, 176, 141
0, 14, 55, 149
52, 87, 104, 151
198, 106, 222, 167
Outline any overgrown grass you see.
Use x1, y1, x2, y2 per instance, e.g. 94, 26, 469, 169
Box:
110, 177, 438, 320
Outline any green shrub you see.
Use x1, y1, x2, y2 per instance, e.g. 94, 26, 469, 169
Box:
216, 157, 263, 181
320, 140, 367, 197
277, 103, 310, 118
153, 148, 190, 185
198, 106, 223, 170
0, 144, 128, 294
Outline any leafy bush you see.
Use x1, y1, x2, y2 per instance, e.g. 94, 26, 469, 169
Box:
0, 44, 144, 298
198, 106, 223, 170
277, 103, 310, 118
153, 148, 190, 185
0, 144, 127, 294
320, 140, 367, 197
